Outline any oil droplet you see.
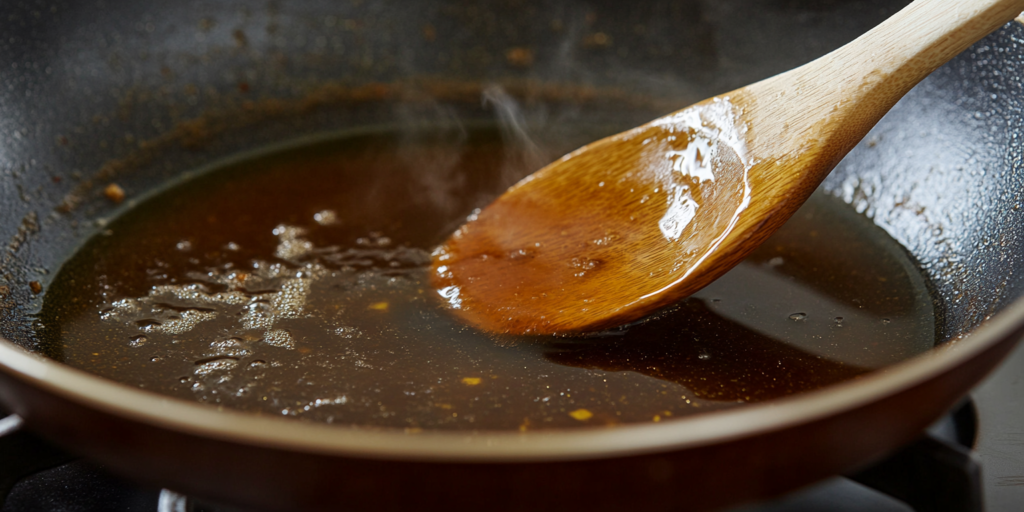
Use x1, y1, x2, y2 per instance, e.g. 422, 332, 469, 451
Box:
698, 353, 710, 360
461, 377, 482, 386
788, 312, 807, 321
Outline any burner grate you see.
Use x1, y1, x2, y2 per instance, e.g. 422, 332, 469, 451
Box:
0, 402, 983, 512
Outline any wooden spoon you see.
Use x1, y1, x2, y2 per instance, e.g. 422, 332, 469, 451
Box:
432, 0, 1024, 335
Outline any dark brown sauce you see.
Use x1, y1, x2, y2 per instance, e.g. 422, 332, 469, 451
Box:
37, 127, 936, 431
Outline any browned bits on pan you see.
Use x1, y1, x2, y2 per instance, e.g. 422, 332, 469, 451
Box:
232, 29, 248, 48
422, 24, 436, 42
56, 135, 68, 146
505, 47, 534, 67
29, 281, 42, 294
104, 183, 126, 203
583, 32, 612, 48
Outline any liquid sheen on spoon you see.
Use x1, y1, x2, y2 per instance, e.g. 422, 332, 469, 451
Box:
433, 0, 1024, 334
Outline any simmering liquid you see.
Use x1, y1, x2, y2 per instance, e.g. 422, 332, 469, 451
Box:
37, 128, 936, 431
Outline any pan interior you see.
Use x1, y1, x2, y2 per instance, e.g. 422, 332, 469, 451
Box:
35, 124, 937, 431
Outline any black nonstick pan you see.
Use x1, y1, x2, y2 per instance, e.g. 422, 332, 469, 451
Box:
1, 1, 1024, 510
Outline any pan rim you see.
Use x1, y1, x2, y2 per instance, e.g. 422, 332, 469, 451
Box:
0, 293, 1020, 463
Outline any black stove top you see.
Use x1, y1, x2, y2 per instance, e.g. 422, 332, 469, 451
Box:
2, 342, 1023, 512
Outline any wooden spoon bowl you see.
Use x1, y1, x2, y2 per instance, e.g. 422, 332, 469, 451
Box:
433, 0, 1024, 334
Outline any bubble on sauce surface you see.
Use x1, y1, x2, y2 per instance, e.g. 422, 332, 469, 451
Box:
273, 225, 314, 260
313, 210, 338, 226
155, 309, 219, 335
262, 329, 294, 349
195, 358, 239, 376
208, 338, 252, 358
334, 326, 362, 338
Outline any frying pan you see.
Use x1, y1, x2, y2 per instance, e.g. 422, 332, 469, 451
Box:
1, 0, 1023, 510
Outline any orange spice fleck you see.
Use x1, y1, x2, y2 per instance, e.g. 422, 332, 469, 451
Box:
422, 24, 436, 42
569, 408, 593, 421
583, 32, 611, 48
104, 183, 126, 203
505, 47, 534, 67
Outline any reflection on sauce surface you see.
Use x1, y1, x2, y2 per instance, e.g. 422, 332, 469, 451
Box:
37, 128, 936, 431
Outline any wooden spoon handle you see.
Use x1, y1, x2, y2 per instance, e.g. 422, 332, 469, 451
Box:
838, 0, 1024, 83
747, 0, 1024, 159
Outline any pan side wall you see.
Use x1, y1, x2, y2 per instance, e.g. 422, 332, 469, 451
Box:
823, 22, 1024, 340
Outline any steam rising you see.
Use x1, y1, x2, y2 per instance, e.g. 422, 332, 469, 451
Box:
386, 84, 574, 238
394, 101, 469, 218
483, 85, 551, 189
